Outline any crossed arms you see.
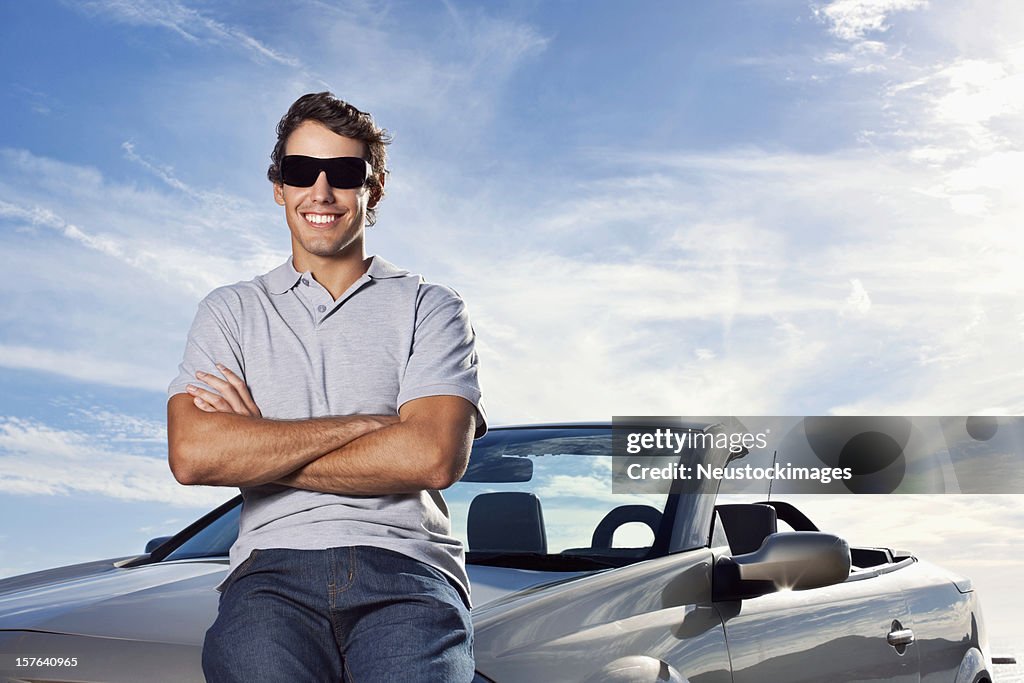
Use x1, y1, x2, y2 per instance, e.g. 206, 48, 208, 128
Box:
167, 365, 477, 495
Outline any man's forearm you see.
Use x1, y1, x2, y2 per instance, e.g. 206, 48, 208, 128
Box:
167, 393, 397, 487
276, 400, 474, 495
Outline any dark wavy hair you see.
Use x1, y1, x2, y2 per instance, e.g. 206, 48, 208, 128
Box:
268, 92, 391, 226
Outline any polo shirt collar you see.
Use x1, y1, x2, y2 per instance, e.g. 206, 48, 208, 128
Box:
266, 259, 305, 295
366, 255, 409, 280
266, 255, 408, 295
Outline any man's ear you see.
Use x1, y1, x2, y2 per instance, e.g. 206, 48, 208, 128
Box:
368, 172, 386, 208
273, 182, 285, 206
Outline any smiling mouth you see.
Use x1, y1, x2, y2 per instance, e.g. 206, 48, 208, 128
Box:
302, 212, 340, 227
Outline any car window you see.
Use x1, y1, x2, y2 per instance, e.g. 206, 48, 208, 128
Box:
446, 427, 667, 566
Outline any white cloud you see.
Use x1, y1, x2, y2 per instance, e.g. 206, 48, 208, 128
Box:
806, 0, 927, 76
888, 56, 1024, 153
0, 194, 209, 292
409, 3, 1021, 421
294, 2, 548, 129
0, 416, 228, 508
0, 147, 289, 392
429, 142, 1024, 420
0, 149, 282, 294
813, 0, 928, 42
73, 0, 301, 67
137, 518, 187, 535
0, 345, 169, 393
843, 278, 872, 315
73, 408, 167, 445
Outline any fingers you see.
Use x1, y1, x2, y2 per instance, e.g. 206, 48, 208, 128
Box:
193, 396, 218, 412
187, 365, 261, 417
214, 363, 262, 417
192, 371, 246, 414
186, 383, 235, 413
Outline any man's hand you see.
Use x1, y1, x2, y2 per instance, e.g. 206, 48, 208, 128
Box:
186, 363, 262, 417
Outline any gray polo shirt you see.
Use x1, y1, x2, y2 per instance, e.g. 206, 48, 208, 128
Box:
168, 255, 486, 606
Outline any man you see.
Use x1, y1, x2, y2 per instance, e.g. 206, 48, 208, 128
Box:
166, 92, 485, 683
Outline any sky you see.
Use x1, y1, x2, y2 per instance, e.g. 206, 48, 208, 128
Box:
1, 0, 1022, 650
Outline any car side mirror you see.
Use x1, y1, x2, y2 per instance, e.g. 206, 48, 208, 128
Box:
145, 536, 173, 554
713, 531, 851, 601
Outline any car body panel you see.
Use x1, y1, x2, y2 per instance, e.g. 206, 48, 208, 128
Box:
892, 561, 990, 683
473, 549, 732, 683
0, 630, 203, 683
0, 559, 584, 645
721, 558, 920, 682
0, 560, 223, 644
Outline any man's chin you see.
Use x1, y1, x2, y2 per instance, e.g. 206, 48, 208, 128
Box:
298, 238, 361, 259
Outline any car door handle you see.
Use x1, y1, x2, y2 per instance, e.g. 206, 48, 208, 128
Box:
887, 628, 915, 647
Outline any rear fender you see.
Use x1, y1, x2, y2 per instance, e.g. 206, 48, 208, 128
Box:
953, 647, 990, 683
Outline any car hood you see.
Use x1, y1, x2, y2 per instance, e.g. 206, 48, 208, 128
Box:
0, 557, 588, 644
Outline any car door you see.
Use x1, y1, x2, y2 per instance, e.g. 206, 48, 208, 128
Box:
720, 565, 921, 683
891, 559, 984, 683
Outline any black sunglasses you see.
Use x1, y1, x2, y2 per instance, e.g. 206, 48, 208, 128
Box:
279, 155, 372, 189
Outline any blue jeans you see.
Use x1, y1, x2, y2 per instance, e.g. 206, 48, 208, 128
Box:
202, 546, 474, 682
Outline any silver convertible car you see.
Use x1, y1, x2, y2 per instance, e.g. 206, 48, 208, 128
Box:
0, 423, 993, 682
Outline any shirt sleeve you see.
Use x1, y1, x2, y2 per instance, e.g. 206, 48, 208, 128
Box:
167, 291, 245, 399
397, 283, 487, 438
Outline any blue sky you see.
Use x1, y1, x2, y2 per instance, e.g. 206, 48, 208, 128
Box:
1, 0, 1023, 645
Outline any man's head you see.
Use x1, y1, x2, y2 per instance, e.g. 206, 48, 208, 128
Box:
269, 93, 390, 264
269, 92, 390, 225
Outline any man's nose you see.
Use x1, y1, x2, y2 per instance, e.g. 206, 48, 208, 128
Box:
310, 171, 334, 202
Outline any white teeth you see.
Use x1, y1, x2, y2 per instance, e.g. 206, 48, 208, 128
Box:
304, 213, 337, 224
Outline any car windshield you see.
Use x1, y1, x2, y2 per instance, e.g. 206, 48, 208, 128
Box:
161, 426, 669, 569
